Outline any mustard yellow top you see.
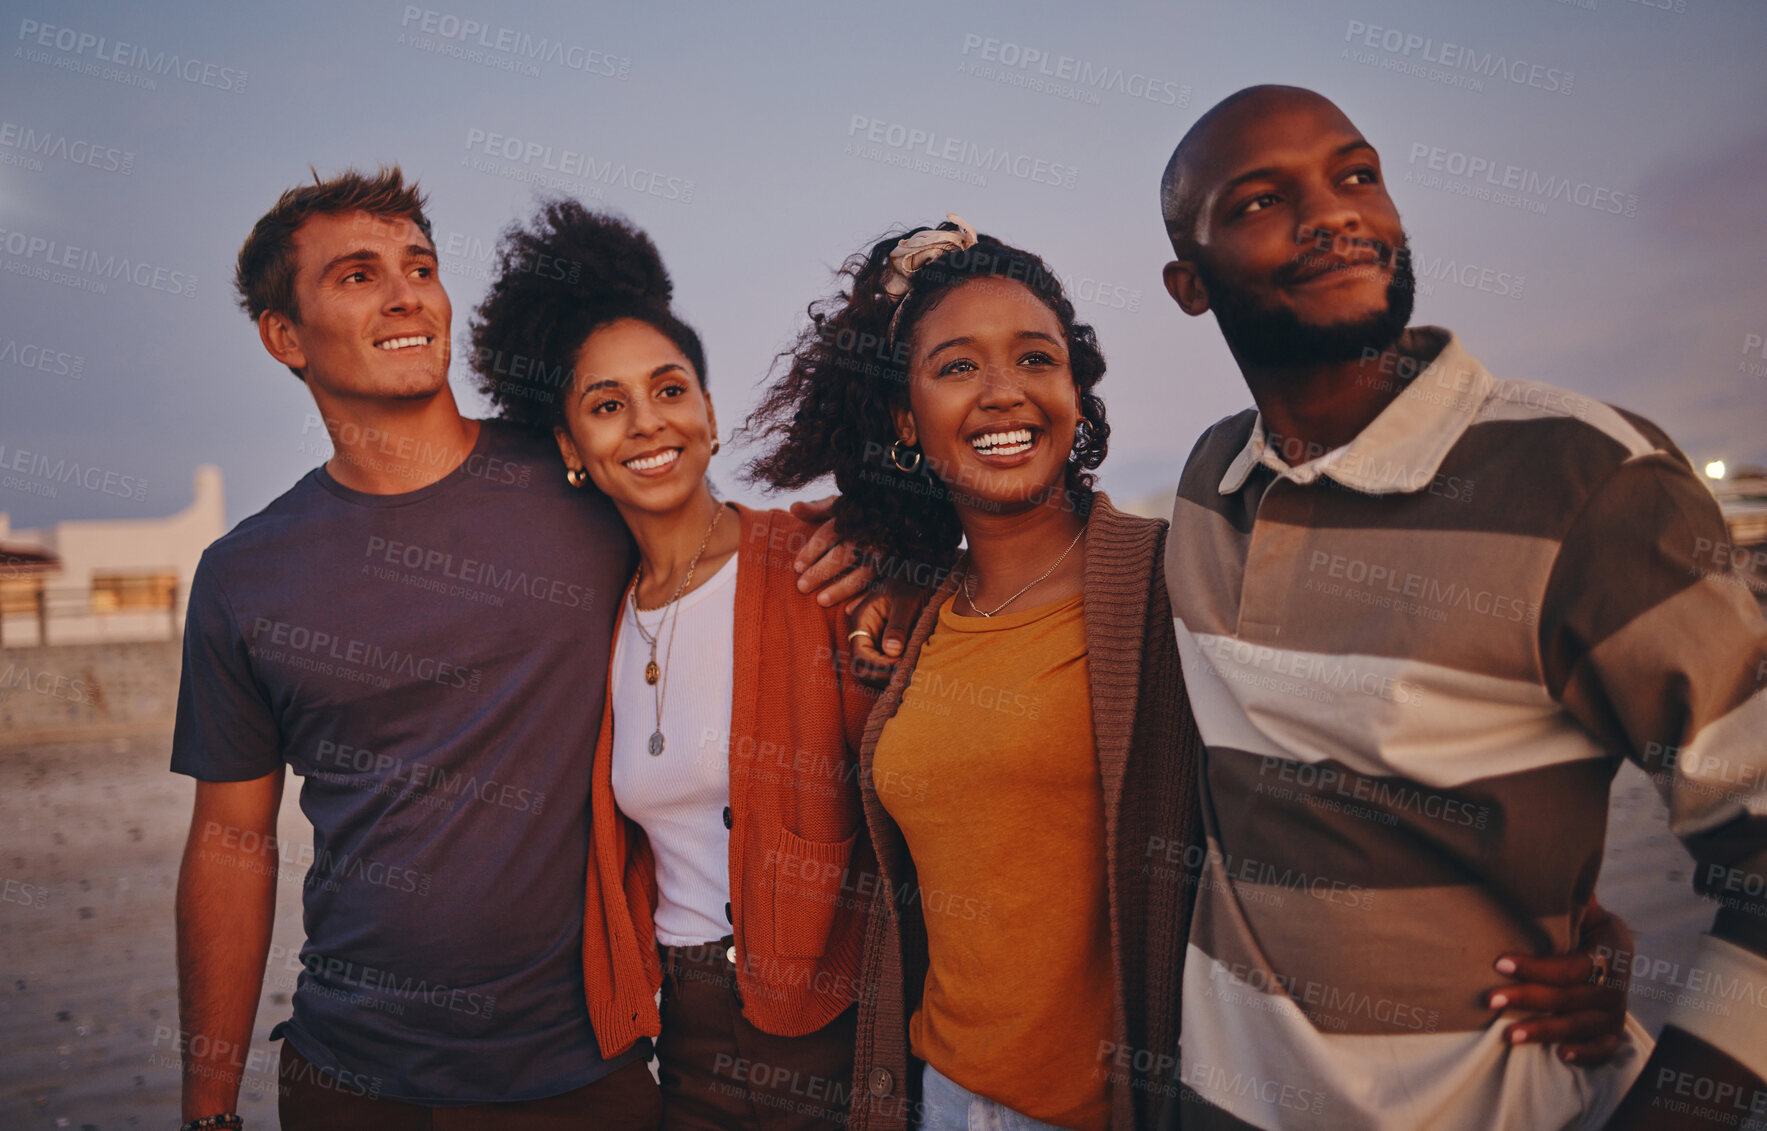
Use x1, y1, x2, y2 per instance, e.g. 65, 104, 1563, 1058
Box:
874, 591, 1111, 1131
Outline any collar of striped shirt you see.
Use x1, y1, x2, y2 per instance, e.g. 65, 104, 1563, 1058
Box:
1218, 326, 1496, 497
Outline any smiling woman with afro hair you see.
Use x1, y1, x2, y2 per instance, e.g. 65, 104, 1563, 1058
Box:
468, 198, 879, 1131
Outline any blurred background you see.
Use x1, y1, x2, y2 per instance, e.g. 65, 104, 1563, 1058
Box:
2, 0, 1764, 1125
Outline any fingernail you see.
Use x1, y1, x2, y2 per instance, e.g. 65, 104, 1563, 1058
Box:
1510, 1029, 1527, 1044
1489, 993, 1508, 1009
1562, 1050, 1576, 1062
1494, 958, 1516, 975
794, 560, 805, 572
797, 577, 809, 592
885, 641, 902, 656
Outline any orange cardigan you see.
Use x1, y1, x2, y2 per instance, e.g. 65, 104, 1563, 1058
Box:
583, 504, 880, 1055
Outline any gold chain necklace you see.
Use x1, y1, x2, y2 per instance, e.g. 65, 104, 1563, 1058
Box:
629, 502, 725, 755
961, 520, 1086, 617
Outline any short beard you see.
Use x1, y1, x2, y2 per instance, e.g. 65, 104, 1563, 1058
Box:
1198, 234, 1416, 369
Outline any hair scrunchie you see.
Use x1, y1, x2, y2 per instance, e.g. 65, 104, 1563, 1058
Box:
880, 213, 978, 299
882, 213, 978, 348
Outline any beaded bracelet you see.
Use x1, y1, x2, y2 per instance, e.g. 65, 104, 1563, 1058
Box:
179, 1115, 243, 1131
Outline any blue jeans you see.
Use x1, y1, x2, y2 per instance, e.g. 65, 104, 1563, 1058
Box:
917, 1062, 1073, 1131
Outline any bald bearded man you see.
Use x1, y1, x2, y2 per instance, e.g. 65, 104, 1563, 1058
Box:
1157, 85, 1767, 1131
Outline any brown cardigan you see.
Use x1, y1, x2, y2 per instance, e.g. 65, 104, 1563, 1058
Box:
581, 504, 879, 1055
846, 494, 1207, 1131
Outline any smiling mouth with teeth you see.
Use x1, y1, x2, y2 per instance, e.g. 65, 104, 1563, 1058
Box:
970, 428, 1036, 455
374, 335, 434, 351
624, 448, 681, 472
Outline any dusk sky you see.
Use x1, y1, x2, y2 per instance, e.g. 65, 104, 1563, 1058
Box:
3, 0, 1763, 530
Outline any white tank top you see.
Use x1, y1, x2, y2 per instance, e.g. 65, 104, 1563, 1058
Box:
610, 553, 737, 946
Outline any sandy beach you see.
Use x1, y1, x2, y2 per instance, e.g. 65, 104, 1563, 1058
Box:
0, 721, 1715, 1128
0, 725, 310, 1129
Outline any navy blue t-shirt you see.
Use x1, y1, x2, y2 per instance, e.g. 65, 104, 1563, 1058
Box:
171, 419, 636, 1103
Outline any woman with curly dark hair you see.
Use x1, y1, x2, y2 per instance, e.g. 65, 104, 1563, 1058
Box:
746, 216, 1204, 1130
470, 199, 877, 1131
746, 220, 1111, 582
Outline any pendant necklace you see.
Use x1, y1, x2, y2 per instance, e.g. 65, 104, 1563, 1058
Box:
630, 502, 725, 755
961, 520, 1086, 617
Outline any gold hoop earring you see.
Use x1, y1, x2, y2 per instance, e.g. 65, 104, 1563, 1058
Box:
889, 441, 922, 474
566, 466, 588, 488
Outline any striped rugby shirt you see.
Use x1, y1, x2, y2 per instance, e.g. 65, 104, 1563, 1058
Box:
1164, 326, 1767, 1130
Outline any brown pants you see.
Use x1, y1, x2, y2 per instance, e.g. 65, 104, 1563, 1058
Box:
277, 1042, 662, 1130
656, 938, 856, 1130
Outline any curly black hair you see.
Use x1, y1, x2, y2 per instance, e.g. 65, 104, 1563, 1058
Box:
469, 199, 706, 431
743, 222, 1109, 570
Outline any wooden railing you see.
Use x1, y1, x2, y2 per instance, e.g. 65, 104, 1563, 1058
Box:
0, 584, 180, 647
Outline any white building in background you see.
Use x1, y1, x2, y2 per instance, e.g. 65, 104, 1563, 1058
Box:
0, 466, 224, 647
